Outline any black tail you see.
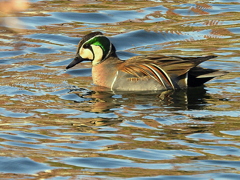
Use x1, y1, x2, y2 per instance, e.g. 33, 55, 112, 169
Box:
188, 66, 227, 87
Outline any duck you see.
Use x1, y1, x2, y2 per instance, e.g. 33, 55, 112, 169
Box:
66, 31, 226, 91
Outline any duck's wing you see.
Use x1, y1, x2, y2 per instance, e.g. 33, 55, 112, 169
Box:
144, 55, 218, 76
117, 55, 218, 88
117, 55, 177, 89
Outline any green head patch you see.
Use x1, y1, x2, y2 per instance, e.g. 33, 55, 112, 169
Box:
84, 35, 111, 60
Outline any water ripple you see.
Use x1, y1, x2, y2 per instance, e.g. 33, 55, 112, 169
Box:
0, 0, 239, 179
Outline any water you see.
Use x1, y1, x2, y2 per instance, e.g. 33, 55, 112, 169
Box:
0, 0, 240, 179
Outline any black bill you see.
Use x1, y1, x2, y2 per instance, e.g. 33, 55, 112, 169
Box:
66, 55, 85, 69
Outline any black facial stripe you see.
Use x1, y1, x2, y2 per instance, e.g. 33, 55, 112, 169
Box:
89, 45, 95, 60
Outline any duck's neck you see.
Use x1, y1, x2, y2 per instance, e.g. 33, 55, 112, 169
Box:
92, 58, 121, 88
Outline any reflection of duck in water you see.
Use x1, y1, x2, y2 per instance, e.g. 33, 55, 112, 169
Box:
69, 86, 209, 115
69, 87, 213, 131
66, 32, 226, 91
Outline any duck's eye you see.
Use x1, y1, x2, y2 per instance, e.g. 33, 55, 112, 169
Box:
83, 43, 91, 49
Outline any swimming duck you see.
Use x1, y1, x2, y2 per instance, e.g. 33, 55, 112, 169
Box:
66, 31, 226, 91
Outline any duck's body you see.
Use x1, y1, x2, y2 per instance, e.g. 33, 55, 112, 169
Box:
66, 32, 226, 91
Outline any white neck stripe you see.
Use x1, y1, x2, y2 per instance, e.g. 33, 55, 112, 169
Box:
111, 70, 118, 91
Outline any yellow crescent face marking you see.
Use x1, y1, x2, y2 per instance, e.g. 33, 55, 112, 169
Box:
78, 45, 104, 66
91, 45, 104, 66
79, 46, 94, 60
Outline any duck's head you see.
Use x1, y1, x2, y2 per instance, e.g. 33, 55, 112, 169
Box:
66, 32, 115, 69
